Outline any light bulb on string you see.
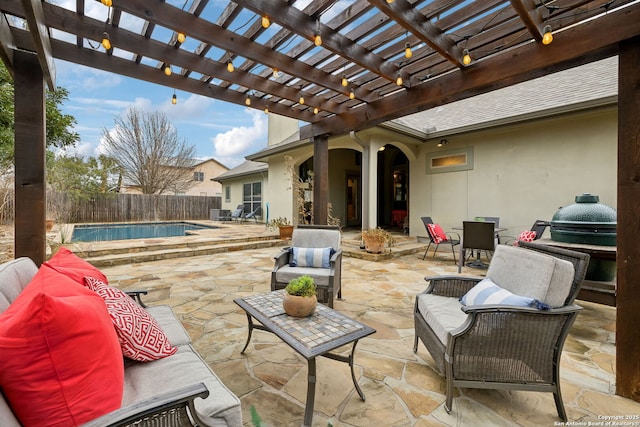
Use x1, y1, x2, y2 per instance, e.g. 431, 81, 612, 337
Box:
349, 89, 355, 100
171, 91, 177, 105
245, 95, 251, 106
101, 32, 111, 50
226, 60, 234, 72
164, 65, 172, 76
100, 0, 112, 6
313, 20, 322, 46
405, 42, 413, 59
313, 107, 319, 115
341, 75, 348, 87
299, 95, 305, 105
272, 68, 279, 78
542, 25, 553, 45
462, 49, 472, 66
177, 32, 186, 43
395, 74, 403, 86
262, 16, 271, 29
264, 106, 269, 114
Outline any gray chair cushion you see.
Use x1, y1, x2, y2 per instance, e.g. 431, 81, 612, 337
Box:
123, 345, 241, 427
0, 257, 38, 314
275, 265, 331, 287
146, 305, 192, 347
487, 245, 575, 307
417, 294, 468, 344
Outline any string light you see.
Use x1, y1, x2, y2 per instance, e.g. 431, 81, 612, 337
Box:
462, 49, 472, 66
262, 16, 271, 28
314, 20, 322, 46
542, 25, 553, 45
272, 68, 279, 78
100, 0, 112, 6
245, 95, 251, 106
405, 42, 413, 59
349, 89, 355, 100
177, 32, 186, 43
264, 106, 269, 114
171, 91, 177, 105
226, 59, 234, 72
313, 107, 319, 114
299, 95, 305, 105
164, 64, 172, 76
101, 32, 111, 50
341, 75, 348, 87
395, 74, 403, 86
386, 0, 394, 3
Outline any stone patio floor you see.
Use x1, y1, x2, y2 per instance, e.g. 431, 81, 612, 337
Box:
88, 224, 638, 427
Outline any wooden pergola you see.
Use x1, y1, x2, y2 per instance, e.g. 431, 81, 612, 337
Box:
1, 0, 639, 403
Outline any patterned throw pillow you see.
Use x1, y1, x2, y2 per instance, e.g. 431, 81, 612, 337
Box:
460, 278, 535, 307
84, 276, 178, 362
515, 230, 537, 246
290, 247, 333, 268
427, 223, 448, 244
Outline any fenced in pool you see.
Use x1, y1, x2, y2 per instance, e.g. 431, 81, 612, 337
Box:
71, 222, 218, 242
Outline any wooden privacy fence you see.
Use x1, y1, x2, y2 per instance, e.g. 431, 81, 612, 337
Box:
0, 191, 221, 224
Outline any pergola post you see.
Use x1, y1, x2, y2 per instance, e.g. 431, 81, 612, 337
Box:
616, 36, 640, 402
14, 51, 47, 265
312, 135, 328, 225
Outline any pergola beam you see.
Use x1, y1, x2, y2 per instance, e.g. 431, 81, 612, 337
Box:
20, 0, 55, 90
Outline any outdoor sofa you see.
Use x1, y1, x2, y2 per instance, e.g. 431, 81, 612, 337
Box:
0, 249, 241, 427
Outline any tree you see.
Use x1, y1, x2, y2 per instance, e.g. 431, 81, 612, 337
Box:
0, 62, 79, 169
101, 108, 196, 194
47, 153, 121, 199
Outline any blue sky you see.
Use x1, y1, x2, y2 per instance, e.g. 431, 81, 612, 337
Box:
55, 59, 269, 170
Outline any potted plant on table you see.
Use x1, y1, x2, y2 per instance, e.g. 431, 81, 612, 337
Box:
268, 217, 294, 239
283, 275, 317, 317
361, 227, 395, 254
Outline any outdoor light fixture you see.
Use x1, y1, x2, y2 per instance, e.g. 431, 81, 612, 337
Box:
395, 73, 403, 86
177, 32, 186, 43
245, 95, 251, 106
261, 16, 271, 29
314, 20, 322, 46
313, 107, 319, 114
164, 64, 172, 76
100, 0, 112, 6
272, 68, 279, 78
264, 106, 269, 114
341, 75, 348, 87
462, 49, 472, 65
542, 25, 553, 45
386, 0, 394, 3
226, 59, 234, 72
349, 89, 355, 100
405, 42, 413, 59
379, 146, 386, 151
437, 139, 448, 147
101, 32, 111, 50
171, 91, 177, 105
299, 95, 305, 105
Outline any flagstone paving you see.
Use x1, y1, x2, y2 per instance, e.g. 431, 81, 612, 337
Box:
87, 226, 637, 427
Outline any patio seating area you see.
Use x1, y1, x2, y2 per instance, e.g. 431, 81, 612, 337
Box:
90, 225, 636, 426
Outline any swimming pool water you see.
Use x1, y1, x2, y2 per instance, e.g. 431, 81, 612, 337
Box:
71, 222, 217, 242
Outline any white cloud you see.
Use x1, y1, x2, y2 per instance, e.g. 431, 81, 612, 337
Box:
211, 109, 267, 167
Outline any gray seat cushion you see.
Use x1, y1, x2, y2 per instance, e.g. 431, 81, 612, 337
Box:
417, 294, 468, 344
146, 305, 192, 347
487, 245, 575, 307
123, 345, 241, 427
275, 265, 331, 287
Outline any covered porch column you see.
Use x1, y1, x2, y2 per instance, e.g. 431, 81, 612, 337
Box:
312, 135, 328, 225
616, 36, 640, 402
14, 51, 47, 265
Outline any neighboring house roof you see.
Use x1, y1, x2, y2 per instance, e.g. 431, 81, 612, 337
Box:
247, 57, 618, 158
389, 57, 618, 139
213, 160, 268, 182
192, 157, 230, 170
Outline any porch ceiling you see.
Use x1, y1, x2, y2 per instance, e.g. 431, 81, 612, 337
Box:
1, 0, 639, 140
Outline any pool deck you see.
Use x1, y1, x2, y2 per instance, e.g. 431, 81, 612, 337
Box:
59, 221, 638, 427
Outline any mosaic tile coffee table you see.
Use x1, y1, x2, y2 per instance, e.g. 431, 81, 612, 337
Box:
234, 290, 376, 427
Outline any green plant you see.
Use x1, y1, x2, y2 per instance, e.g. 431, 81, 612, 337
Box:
268, 217, 291, 230
285, 275, 317, 297
361, 227, 396, 247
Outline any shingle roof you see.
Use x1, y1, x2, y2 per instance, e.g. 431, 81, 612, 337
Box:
393, 57, 618, 137
213, 160, 268, 181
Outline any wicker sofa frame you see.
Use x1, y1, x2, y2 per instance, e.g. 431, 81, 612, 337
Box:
413, 241, 590, 421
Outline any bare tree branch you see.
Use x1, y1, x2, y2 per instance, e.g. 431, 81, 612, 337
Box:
101, 108, 197, 195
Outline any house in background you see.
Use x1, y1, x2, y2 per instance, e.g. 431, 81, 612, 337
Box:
121, 158, 229, 196
238, 57, 617, 239
213, 160, 268, 220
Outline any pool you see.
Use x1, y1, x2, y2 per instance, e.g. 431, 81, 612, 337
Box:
71, 222, 218, 242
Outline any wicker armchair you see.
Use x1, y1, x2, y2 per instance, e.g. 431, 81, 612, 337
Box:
413, 242, 589, 421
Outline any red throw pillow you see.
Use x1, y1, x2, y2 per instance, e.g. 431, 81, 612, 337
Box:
515, 230, 537, 246
84, 276, 178, 361
44, 247, 108, 285
0, 269, 124, 427
427, 223, 448, 244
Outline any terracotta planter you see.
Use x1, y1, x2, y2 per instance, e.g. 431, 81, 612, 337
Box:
363, 236, 385, 254
282, 293, 317, 317
278, 225, 294, 239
